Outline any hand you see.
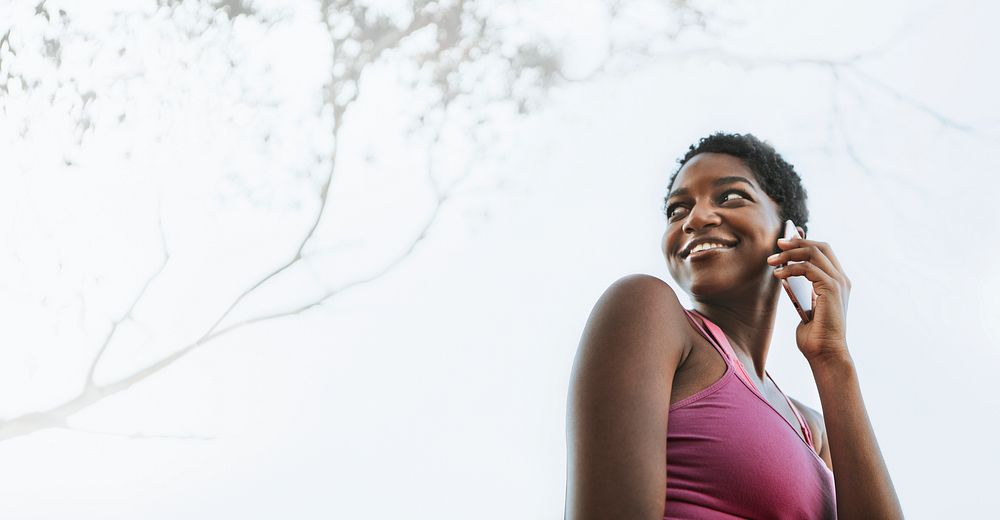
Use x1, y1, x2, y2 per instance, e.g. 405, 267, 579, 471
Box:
767, 236, 852, 363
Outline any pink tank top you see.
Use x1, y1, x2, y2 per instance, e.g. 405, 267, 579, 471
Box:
664, 309, 837, 519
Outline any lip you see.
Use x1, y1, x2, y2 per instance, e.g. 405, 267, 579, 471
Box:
686, 244, 735, 260
681, 237, 738, 258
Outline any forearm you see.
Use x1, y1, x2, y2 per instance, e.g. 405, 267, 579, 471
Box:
810, 351, 903, 520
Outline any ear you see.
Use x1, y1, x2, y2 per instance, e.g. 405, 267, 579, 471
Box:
796, 226, 806, 240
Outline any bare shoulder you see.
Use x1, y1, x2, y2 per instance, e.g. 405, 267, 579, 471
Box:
564, 275, 690, 519
582, 274, 693, 362
594, 274, 687, 321
572, 274, 691, 386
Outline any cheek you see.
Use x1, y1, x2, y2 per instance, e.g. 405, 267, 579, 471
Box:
755, 231, 780, 256
663, 229, 685, 259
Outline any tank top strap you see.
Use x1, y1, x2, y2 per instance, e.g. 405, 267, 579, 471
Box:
688, 309, 819, 452
687, 309, 763, 398
682, 309, 731, 365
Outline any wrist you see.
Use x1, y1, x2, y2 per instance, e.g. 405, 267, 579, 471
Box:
806, 348, 855, 374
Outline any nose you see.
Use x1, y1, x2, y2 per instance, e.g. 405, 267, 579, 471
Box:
682, 202, 722, 234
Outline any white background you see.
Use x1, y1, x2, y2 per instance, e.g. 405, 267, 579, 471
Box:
0, 0, 998, 518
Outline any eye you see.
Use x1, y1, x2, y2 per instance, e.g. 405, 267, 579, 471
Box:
665, 190, 752, 220
665, 202, 687, 219
721, 190, 750, 203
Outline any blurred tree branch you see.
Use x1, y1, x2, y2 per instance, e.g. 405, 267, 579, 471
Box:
0, 0, 707, 440
0, 0, 978, 442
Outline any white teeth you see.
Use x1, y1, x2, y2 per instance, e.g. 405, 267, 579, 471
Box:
690, 242, 728, 254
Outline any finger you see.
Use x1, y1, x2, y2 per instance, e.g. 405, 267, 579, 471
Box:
772, 240, 847, 285
778, 238, 846, 276
810, 240, 846, 276
776, 262, 850, 316
768, 246, 838, 275
773, 260, 840, 294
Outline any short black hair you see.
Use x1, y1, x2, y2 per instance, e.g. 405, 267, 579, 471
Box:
664, 132, 809, 235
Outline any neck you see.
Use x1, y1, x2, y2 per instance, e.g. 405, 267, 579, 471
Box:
692, 278, 782, 381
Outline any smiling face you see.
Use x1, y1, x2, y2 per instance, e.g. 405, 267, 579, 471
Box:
661, 152, 787, 299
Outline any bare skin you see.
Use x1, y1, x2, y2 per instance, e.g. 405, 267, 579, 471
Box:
565, 153, 902, 519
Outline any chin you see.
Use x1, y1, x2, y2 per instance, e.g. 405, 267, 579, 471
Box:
685, 269, 748, 298
688, 284, 733, 300
681, 275, 729, 297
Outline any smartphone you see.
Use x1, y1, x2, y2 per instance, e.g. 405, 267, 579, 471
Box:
780, 219, 814, 322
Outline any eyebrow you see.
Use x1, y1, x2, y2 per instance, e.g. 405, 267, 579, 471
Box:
666, 176, 757, 201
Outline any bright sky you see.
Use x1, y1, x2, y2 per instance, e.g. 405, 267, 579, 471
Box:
0, 0, 997, 518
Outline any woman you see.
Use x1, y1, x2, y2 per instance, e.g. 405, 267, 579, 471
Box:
564, 133, 902, 519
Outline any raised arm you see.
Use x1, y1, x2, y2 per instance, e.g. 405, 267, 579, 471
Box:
770, 235, 903, 519
810, 354, 904, 519
564, 274, 689, 520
